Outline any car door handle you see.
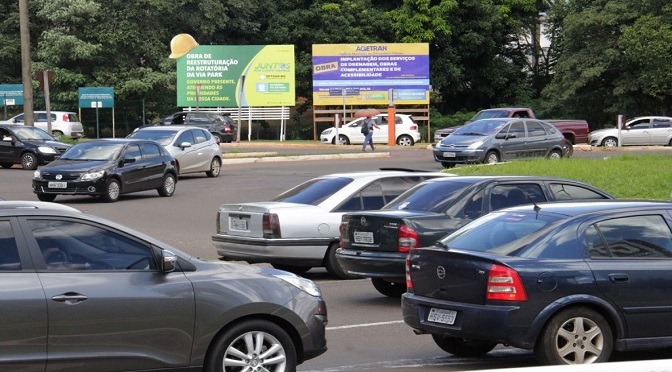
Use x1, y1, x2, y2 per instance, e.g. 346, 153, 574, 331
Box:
608, 273, 630, 284
52, 292, 88, 304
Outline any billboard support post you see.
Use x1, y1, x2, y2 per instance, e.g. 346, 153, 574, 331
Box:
387, 88, 395, 146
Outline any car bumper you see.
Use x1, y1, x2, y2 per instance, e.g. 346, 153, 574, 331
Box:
335, 248, 406, 280
212, 234, 332, 266
319, 134, 334, 144
402, 292, 534, 349
70, 131, 84, 139
33, 178, 106, 196
432, 148, 485, 164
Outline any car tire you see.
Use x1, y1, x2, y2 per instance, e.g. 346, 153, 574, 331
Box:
325, 243, 360, 279
36, 193, 57, 202
396, 134, 414, 146
548, 149, 563, 159
371, 278, 406, 297
441, 162, 455, 169
21, 152, 38, 170
212, 133, 223, 144
157, 173, 176, 197
484, 150, 500, 164
271, 264, 311, 275
432, 336, 497, 357
534, 306, 613, 365
204, 319, 297, 372
103, 178, 121, 203
52, 130, 64, 140
601, 137, 618, 147
206, 157, 221, 178
337, 134, 350, 145
0, 163, 14, 169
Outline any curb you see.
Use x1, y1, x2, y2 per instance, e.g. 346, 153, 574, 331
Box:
221, 152, 390, 164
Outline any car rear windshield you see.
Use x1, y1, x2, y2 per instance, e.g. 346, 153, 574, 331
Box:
472, 110, 511, 120
67, 114, 80, 122
438, 211, 563, 256
383, 180, 472, 212
271, 177, 354, 206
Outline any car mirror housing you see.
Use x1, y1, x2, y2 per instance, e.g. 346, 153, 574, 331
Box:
162, 250, 177, 272
179, 142, 192, 149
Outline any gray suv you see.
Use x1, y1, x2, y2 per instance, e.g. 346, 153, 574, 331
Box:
0, 201, 327, 371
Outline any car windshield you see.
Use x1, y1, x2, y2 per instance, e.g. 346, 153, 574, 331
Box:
128, 130, 176, 146
271, 177, 354, 206
60, 142, 124, 161
472, 110, 511, 120
453, 119, 507, 135
437, 210, 563, 256
383, 180, 472, 212
11, 126, 54, 141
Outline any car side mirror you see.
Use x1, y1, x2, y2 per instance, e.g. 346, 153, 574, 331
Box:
161, 250, 177, 273
179, 142, 192, 149
495, 133, 509, 139
122, 156, 136, 165
2, 136, 12, 142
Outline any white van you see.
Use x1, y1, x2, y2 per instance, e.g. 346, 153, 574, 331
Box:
0, 111, 84, 139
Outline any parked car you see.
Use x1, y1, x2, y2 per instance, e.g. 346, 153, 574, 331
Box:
320, 114, 421, 146
337, 176, 614, 297
128, 125, 222, 177
212, 170, 450, 278
0, 124, 71, 170
433, 118, 571, 168
0, 111, 84, 139
32, 139, 177, 202
139, 111, 236, 143
588, 116, 672, 147
0, 200, 327, 371
402, 200, 672, 365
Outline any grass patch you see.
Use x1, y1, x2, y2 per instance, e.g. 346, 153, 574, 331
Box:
445, 154, 671, 200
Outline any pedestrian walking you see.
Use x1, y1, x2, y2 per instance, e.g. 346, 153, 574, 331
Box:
361, 115, 380, 152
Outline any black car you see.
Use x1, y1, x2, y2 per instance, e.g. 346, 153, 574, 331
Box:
141, 111, 236, 143
402, 200, 672, 365
0, 124, 71, 170
336, 176, 613, 297
32, 139, 177, 202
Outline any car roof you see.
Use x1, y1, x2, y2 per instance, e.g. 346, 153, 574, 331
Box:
419, 175, 587, 184
83, 138, 151, 144
312, 169, 448, 180
135, 125, 203, 132
0, 201, 80, 213
504, 200, 672, 217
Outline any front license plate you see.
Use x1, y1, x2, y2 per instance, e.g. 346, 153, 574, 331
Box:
353, 231, 374, 244
428, 308, 457, 325
230, 218, 248, 231
443, 152, 456, 158
48, 182, 67, 189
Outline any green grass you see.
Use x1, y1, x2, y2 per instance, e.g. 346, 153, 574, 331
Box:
445, 154, 672, 200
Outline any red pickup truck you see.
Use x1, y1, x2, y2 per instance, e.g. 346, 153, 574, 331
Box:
433, 107, 589, 145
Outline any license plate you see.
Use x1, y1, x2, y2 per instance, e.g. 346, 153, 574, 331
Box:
428, 308, 457, 325
353, 231, 374, 244
443, 152, 456, 158
230, 217, 248, 231
48, 182, 67, 189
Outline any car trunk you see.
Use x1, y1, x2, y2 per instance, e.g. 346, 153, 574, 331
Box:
343, 211, 426, 253
217, 203, 279, 238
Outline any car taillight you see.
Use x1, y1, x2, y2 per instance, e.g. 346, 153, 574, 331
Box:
405, 254, 413, 290
486, 264, 527, 301
339, 221, 348, 248
398, 225, 420, 253
62, 114, 70, 122
410, 125, 417, 130
262, 213, 281, 239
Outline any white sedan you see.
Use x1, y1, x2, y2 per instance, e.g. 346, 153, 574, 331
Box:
320, 114, 421, 146
588, 116, 672, 147
212, 170, 449, 278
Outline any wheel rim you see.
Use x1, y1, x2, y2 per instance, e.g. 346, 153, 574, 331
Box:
603, 138, 617, 147
222, 330, 287, 371
108, 181, 120, 200
338, 136, 347, 145
164, 175, 175, 194
211, 159, 221, 176
555, 316, 604, 364
550, 151, 562, 159
22, 154, 35, 169
486, 153, 498, 164
398, 136, 412, 146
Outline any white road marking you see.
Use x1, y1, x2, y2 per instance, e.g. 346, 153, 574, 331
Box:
327, 320, 405, 331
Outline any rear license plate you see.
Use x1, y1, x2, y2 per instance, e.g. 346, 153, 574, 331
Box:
48, 182, 67, 189
428, 308, 457, 325
443, 152, 456, 158
353, 231, 374, 244
230, 217, 248, 231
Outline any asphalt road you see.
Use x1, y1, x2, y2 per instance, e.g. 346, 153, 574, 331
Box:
2, 142, 672, 371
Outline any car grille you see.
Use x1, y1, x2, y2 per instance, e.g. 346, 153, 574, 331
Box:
37, 185, 87, 193
40, 173, 79, 181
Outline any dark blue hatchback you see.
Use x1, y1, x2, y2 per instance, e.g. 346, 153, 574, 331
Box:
402, 201, 672, 365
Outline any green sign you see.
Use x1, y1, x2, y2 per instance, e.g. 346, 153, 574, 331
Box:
78, 87, 114, 108
176, 45, 295, 107
0, 84, 24, 106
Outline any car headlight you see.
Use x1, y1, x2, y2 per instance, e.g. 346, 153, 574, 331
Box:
274, 273, 321, 297
321, 129, 333, 135
38, 146, 57, 154
468, 140, 484, 149
80, 170, 105, 181
33, 170, 41, 179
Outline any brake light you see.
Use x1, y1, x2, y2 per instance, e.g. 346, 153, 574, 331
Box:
405, 254, 413, 290
262, 213, 281, 239
410, 125, 417, 130
339, 221, 348, 248
486, 264, 527, 301
398, 225, 420, 253
62, 114, 70, 122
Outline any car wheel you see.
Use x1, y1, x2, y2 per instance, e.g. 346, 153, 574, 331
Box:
204, 319, 297, 372
52, 130, 64, 140
534, 307, 613, 365
103, 178, 121, 203
271, 264, 311, 275
441, 162, 455, 169
212, 133, 223, 144
601, 137, 618, 147
0, 163, 14, 169
396, 134, 414, 146
37, 193, 57, 202
158, 173, 176, 197
325, 243, 360, 279
371, 278, 406, 297
338, 134, 350, 145
432, 336, 497, 357
21, 152, 38, 170
206, 157, 221, 178
548, 149, 563, 159
484, 150, 500, 164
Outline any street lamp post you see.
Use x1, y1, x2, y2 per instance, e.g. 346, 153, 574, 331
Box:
19, 0, 34, 126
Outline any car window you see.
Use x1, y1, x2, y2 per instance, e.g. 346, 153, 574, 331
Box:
526, 121, 547, 137
379, 176, 427, 205
385, 180, 472, 213
589, 215, 672, 258
193, 129, 208, 143
507, 121, 526, 138
175, 130, 195, 146
172, 113, 187, 124
490, 184, 546, 210
67, 113, 79, 122
652, 119, 671, 128
189, 113, 212, 124
549, 183, 609, 200
140, 143, 161, 159
27, 219, 158, 271
0, 220, 21, 271
13, 114, 25, 123
272, 177, 354, 206
629, 119, 650, 129
461, 189, 484, 219
125, 144, 142, 161
35, 113, 47, 121
359, 181, 386, 210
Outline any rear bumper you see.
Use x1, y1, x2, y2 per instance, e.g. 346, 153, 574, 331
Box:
211, 234, 332, 266
335, 248, 406, 279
